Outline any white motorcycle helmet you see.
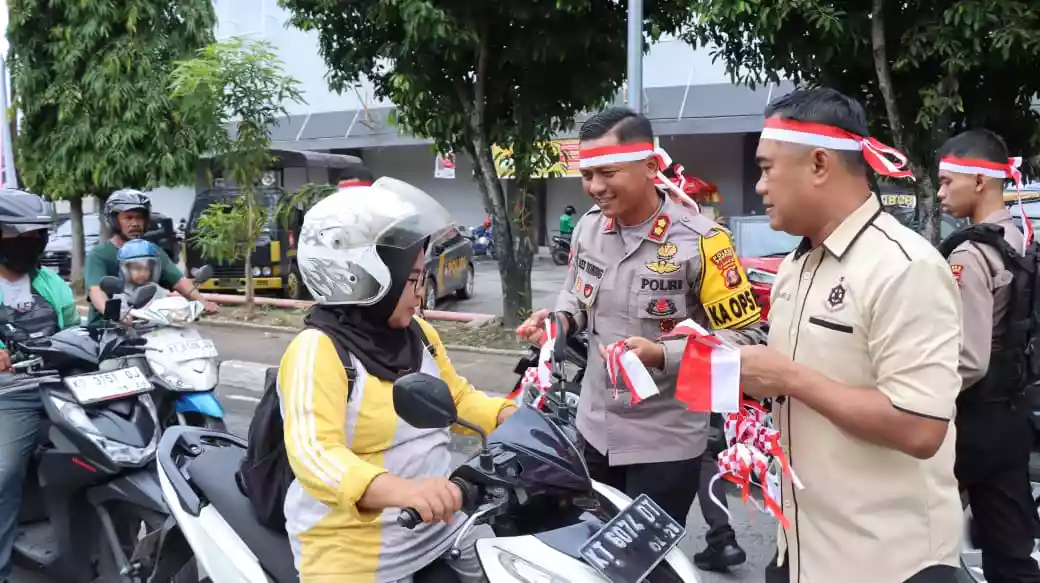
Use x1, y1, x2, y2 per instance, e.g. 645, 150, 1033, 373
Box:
297, 177, 454, 305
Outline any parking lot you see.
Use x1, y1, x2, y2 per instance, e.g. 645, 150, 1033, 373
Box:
438, 255, 568, 316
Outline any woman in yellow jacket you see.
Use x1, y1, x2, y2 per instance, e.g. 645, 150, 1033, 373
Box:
278, 178, 516, 583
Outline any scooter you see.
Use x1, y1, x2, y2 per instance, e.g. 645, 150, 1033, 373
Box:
551, 233, 572, 266
8, 281, 197, 582
126, 265, 226, 431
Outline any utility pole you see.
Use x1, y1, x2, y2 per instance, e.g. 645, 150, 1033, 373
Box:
626, 0, 643, 113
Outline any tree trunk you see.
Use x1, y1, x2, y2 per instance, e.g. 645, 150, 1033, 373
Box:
870, 0, 939, 243
244, 192, 255, 314
69, 197, 85, 295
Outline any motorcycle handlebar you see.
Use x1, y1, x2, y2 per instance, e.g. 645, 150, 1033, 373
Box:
397, 477, 482, 529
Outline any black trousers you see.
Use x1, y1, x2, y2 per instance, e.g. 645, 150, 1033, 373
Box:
956, 401, 1040, 583
698, 447, 737, 546
582, 440, 701, 528
765, 553, 959, 583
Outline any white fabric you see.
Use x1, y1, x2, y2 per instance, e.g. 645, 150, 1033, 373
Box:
0, 274, 34, 312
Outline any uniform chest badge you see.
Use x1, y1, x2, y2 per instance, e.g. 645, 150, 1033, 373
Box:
825, 277, 847, 312
646, 297, 678, 317
648, 215, 671, 242
646, 242, 680, 274
583, 283, 594, 298
573, 276, 583, 294
709, 246, 742, 289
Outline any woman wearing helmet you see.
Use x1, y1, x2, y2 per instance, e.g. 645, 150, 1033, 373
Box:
85, 188, 217, 322
277, 178, 516, 582
0, 189, 77, 581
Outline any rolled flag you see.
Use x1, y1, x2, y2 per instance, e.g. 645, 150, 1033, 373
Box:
605, 341, 660, 404
509, 318, 559, 408
665, 319, 741, 413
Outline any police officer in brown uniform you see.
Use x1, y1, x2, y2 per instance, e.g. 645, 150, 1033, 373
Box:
517, 108, 767, 544
936, 129, 1040, 583
734, 88, 964, 583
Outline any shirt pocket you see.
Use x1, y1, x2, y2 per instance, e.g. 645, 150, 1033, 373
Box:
798, 312, 871, 384
631, 281, 688, 339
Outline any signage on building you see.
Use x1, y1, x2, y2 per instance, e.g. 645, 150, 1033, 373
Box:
880, 193, 915, 208
434, 153, 456, 179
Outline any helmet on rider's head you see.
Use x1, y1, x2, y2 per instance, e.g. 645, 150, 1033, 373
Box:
297, 177, 454, 306
564, 205, 576, 215
0, 189, 52, 275
117, 239, 162, 290
104, 189, 151, 234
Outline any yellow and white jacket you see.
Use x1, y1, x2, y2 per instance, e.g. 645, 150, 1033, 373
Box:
278, 318, 511, 582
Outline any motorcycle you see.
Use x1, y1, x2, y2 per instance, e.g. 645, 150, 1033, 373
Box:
470, 225, 496, 259
551, 233, 572, 266
124, 265, 226, 431
7, 281, 197, 582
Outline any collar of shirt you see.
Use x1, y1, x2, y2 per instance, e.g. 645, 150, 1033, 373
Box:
979, 207, 1014, 225
793, 194, 882, 261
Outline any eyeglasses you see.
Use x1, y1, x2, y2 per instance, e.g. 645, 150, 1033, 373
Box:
407, 271, 428, 296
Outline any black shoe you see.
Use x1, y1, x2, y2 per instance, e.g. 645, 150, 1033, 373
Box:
693, 542, 747, 572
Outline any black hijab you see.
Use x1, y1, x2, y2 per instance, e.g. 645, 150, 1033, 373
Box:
304, 242, 427, 381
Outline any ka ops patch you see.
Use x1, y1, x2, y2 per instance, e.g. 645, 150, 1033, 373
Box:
698, 230, 761, 329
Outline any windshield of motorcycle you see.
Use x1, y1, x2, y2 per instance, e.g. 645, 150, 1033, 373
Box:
133, 295, 202, 326
485, 406, 591, 492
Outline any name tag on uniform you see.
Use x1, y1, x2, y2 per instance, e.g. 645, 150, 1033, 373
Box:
572, 255, 605, 307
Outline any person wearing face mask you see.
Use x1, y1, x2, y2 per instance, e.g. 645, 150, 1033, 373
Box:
276, 178, 517, 582
0, 189, 77, 582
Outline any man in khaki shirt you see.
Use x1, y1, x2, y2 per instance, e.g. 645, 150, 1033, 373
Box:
737, 88, 964, 583
936, 129, 1040, 582
516, 108, 765, 570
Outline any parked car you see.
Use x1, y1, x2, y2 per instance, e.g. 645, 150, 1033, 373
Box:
422, 225, 476, 311
41, 213, 179, 278
727, 215, 801, 319
888, 206, 966, 239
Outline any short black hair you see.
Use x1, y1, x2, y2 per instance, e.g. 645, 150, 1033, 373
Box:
339, 165, 375, 183
937, 129, 1009, 165
579, 107, 654, 144
764, 87, 870, 175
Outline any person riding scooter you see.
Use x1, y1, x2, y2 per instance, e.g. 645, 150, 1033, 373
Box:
0, 189, 78, 582
275, 178, 517, 582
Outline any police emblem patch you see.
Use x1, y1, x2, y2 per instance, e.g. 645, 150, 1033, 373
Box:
646, 297, 678, 317
659, 319, 677, 333
825, 277, 847, 312
709, 247, 742, 290
646, 242, 681, 274
583, 283, 593, 298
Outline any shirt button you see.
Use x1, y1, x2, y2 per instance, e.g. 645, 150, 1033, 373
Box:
784, 499, 792, 508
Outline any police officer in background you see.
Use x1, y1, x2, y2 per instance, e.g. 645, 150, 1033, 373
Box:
936, 129, 1040, 582
516, 107, 767, 531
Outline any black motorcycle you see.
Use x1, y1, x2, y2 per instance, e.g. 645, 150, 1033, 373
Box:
6, 281, 196, 582
551, 234, 572, 266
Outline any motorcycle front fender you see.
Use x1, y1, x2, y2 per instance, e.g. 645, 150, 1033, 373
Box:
174, 391, 225, 419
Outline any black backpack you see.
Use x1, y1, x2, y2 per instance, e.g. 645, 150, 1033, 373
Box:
236, 324, 434, 532
938, 224, 1040, 407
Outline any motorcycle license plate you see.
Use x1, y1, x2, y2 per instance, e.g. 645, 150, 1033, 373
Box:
64, 367, 152, 405
167, 339, 218, 362
579, 494, 685, 583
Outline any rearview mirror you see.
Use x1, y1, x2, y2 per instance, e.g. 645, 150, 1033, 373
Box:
103, 298, 122, 322
392, 373, 457, 429
99, 276, 124, 297
129, 283, 159, 309
194, 265, 214, 285
552, 312, 569, 359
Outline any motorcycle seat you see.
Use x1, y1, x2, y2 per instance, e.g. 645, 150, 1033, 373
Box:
187, 445, 300, 583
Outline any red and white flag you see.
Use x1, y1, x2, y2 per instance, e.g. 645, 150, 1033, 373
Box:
605, 341, 659, 404
667, 319, 741, 413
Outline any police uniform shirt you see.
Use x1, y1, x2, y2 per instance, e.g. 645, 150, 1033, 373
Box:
554, 196, 767, 466
947, 208, 1023, 390
767, 195, 963, 582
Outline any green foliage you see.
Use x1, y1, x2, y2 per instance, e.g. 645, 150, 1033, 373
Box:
272, 182, 337, 229
278, 0, 692, 323
7, 0, 216, 199
190, 198, 268, 265
171, 38, 304, 307
687, 0, 1040, 236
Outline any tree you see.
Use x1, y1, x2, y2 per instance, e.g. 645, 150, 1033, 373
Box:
688, 0, 1040, 243
279, 0, 691, 326
171, 38, 304, 312
7, 0, 215, 292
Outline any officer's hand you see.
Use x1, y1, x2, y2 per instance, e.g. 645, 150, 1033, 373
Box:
738, 345, 795, 399
516, 309, 553, 346
0, 350, 11, 372
601, 337, 665, 370
398, 477, 463, 525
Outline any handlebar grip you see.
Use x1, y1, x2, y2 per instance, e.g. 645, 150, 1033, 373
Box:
397, 507, 422, 529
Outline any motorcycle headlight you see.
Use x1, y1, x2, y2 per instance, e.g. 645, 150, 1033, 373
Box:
479, 545, 570, 583
49, 394, 159, 466
154, 305, 190, 325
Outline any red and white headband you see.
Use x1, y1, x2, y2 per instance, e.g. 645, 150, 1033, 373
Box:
760, 117, 915, 180
939, 156, 1022, 189
578, 142, 699, 210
